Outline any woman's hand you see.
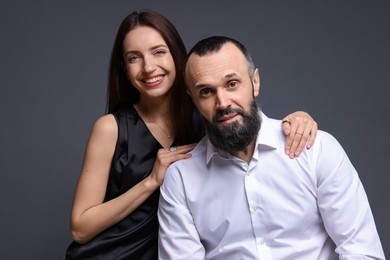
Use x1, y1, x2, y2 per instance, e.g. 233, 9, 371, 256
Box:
282, 111, 318, 159
148, 143, 197, 187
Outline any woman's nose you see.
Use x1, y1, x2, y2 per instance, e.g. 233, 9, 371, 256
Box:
142, 56, 156, 73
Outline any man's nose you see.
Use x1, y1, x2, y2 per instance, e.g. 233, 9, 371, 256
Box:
215, 90, 231, 110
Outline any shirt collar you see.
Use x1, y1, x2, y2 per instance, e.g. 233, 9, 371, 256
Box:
205, 111, 279, 164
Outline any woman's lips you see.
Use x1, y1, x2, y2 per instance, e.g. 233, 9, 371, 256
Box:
142, 75, 164, 87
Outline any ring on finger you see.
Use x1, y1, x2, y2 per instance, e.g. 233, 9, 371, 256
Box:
296, 132, 303, 135
169, 147, 177, 152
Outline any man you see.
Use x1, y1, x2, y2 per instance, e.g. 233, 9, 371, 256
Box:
158, 36, 385, 259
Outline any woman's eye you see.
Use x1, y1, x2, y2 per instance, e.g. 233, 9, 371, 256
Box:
127, 56, 139, 63
154, 49, 167, 56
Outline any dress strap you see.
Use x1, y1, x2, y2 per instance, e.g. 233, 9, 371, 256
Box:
112, 109, 128, 150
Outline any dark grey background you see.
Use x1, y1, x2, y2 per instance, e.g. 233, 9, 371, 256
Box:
1, 1, 388, 259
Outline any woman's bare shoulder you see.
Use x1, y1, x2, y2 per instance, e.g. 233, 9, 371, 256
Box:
90, 114, 118, 140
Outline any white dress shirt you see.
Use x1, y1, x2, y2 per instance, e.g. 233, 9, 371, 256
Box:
158, 112, 385, 259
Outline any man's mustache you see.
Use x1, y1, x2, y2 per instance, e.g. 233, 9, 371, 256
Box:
213, 107, 246, 122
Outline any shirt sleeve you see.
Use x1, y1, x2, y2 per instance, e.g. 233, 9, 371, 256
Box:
158, 165, 206, 260
315, 132, 385, 259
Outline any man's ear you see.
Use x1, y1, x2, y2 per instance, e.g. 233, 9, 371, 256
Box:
253, 68, 260, 97
186, 89, 195, 102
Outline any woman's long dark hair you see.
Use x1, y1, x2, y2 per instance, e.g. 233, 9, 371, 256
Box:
106, 10, 196, 143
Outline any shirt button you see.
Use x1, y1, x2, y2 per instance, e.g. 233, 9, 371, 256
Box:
257, 239, 265, 245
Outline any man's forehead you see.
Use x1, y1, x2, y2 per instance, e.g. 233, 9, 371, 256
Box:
187, 61, 243, 89
186, 44, 246, 79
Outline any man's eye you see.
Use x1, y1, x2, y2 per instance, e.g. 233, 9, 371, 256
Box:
228, 81, 238, 88
200, 88, 212, 97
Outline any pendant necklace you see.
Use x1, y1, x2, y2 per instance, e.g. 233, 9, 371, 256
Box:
137, 106, 172, 139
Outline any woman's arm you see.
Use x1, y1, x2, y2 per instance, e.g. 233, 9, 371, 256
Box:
70, 114, 154, 244
69, 114, 195, 244
281, 111, 318, 159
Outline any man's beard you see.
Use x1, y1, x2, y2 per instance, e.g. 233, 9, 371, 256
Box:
203, 101, 262, 153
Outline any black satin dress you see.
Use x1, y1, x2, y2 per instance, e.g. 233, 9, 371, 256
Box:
66, 106, 203, 260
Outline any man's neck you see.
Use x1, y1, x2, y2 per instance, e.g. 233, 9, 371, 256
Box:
230, 138, 257, 164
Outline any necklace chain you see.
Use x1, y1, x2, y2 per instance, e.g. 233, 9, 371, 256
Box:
137, 106, 172, 139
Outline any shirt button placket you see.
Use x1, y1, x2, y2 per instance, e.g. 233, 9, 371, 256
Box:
257, 238, 272, 259
245, 167, 264, 258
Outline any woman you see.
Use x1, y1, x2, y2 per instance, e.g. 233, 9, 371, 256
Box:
66, 10, 317, 259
